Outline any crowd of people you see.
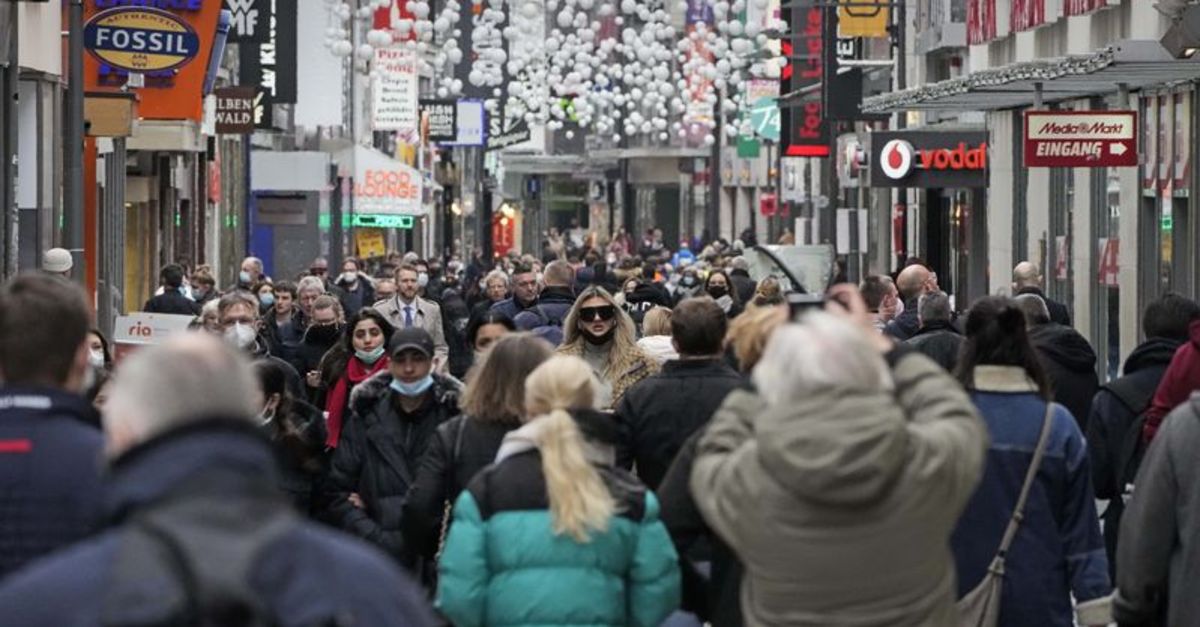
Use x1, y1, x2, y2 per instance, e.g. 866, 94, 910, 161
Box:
2, 236, 1200, 627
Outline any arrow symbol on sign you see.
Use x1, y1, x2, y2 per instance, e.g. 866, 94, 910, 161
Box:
1111, 143, 1128, 156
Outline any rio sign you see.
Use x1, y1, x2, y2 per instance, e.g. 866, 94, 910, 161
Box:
83, 7, 201, 73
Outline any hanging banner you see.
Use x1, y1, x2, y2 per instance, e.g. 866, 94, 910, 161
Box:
373, 47, 420, 139
235, 0, 298, 129
1142, 94, 1157, 191
1011, 0, 1050, 32
967, 0, 999, 45
420, 99, 458, 142
1098, 238, 1119, 287
1159, 93, 1173, 196
781, 5, 829, 157
214, 86, 256, 134
1174, 92, 1191, 193
838, 2, 889, 38
84, 0, 223, 121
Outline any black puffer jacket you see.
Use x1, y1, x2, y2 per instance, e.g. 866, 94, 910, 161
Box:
1029, 322, 1099, 430
1086, 336, 1183, 577
325, 371, 461, 565
904, 321, 964, 373
262, 399, 329, 518
615, 359, 745, 489
401, 414, 520, 560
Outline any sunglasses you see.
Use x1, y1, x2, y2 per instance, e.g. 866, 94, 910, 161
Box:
579, 305, 617, 322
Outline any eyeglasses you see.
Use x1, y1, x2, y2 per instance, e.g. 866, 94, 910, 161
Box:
579, 305, 617, 322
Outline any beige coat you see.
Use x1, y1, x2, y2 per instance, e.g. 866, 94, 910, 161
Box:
691, 352, 988, 627
372, 295, 449, 364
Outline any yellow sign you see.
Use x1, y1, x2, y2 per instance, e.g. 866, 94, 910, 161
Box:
838, 2, 890, 38
356, 228, 387, 259
83, 7, 202, 73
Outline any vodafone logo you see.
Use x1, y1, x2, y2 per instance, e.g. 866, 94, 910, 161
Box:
880, 139, 915, 180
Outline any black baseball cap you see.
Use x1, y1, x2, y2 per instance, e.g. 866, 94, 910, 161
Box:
388, 327, 434, 358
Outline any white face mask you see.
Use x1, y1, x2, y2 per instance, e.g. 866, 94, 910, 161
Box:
417, 272, 430, 288
340, 271, 357, 284
225, 322, 257, 349
88, 349, 106, 369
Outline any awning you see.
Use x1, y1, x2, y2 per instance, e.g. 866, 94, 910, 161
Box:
500, 153, 619, 176
863, 40, 1200, 114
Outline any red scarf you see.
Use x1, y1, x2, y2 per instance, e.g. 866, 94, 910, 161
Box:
325, 356, 389, 448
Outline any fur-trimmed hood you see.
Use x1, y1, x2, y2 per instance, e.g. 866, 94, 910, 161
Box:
349, 370, 462, 417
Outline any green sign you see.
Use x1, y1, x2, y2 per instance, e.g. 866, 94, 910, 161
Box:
1162, 214, 1174, 231
749, 97, 780, 142
737, 135, 761, 158
319, 214, 416, 229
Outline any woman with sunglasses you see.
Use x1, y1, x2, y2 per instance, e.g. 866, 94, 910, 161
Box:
558, 286, 659, 408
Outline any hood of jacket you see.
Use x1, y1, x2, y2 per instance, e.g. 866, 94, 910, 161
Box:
349, 369, 462, 417
1124, 336, 1186, 375
1029, 323, 1097, 373
627, 282, 669, 306
494, 409, 618, 463
104, 420, 278, 524
753, 387, 908, 507
636, 335, 679, 364
912, 319, 960, 338
539, 286, 577, 305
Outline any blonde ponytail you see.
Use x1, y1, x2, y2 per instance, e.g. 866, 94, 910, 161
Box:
524, 356, 617, 542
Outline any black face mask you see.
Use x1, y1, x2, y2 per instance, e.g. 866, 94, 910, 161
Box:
707, 285, 728, 298
306, 323, 343, 345
582, 324, 615, 345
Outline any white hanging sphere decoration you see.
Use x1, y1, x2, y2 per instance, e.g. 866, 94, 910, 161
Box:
332, 40, 354, 57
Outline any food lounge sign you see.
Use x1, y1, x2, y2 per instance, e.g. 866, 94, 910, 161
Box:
869, 131, 990, 188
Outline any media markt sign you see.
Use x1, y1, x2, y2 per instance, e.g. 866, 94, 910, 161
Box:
83, 7, 202, 73
1024, 110, 1138, 168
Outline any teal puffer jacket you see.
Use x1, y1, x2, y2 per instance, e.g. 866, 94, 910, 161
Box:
436, 448, 680, 627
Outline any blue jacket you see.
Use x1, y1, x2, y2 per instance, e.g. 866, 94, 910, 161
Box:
490, 297, 535, 320
671, 248, 695, 268
0, 387, 104, 581
952, 366, 1111, 627
0, 422, 436, 627
437, 411, 681, 627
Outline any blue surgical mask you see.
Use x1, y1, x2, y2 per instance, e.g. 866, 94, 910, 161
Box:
389, 374, 434, 397
259, 293, 275, 307
239, 271, 252, 284
356, 346, 386, 365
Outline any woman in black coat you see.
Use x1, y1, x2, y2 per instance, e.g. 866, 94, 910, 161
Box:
401, 333, 555, 561
252, 360, 329, 517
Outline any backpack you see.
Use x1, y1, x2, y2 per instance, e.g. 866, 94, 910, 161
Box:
527, 305, 566, 346
1107, 378, 1159, 509
100, 476, 330, 627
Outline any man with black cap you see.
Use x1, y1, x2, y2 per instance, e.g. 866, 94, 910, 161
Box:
325, 327, 462, 576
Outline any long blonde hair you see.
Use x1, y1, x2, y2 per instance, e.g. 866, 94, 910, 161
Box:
559, 286, 643, 381
524, 356, 616, 542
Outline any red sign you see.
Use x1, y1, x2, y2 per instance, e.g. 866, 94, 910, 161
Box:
1011, 0, 1047, 32
759, 193, 778, 217
1065, 0, 1114, 16
879, 140, 987, 180
1023, 110, 1137, 168
967, 0, 996, 45
782, 7, 828, 157
1098, 238, 1119, 287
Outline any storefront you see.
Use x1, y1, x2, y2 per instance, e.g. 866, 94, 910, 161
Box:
868, 129, 990, 309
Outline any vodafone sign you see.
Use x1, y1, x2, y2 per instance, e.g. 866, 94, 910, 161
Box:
870, 131, 989, 188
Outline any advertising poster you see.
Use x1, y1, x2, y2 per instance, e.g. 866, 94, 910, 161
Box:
372, 47, 420, 139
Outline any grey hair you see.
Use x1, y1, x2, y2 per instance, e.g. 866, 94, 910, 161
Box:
752, 312, 893, 407
244, 256, 264, 272
1013, 293, 1051, 326
485, 269, 510, 288
297, 276, 326, 296
918, 291, 952, 324
103, 334, 258, 447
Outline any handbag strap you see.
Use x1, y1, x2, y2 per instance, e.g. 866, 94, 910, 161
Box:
995, 403, 1055, 559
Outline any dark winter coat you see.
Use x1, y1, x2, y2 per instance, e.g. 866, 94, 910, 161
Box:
249, 336, 307, 401
0, 387, 104, 581
1086, 336, 1182, 577
325, 371, 462, 563
729, 270, 757, 305
884, 297, 921, 341
490, 296, 537, 320
615, 358, 744, 490
513, 286, 576, 345
953, 366, 1110, 627
904, 320, 964, 373
142, 289, 200, 316
293, 326, 341, 405
337, 277, 376, 317
1029, 322, 1099, 430
402, 415, 520, 560
441, 288, 473, 379
0, 421, 436, 627
436, 410, 680, 627
623, 282, 673, 329
1114, 394, 1200, 627
263, 399, 330, 518
658, 431, 744, 627
1017, 286, 1072, 326
263, 307, 305, 368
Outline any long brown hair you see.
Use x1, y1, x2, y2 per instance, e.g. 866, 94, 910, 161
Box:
462, 333, 554, 423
